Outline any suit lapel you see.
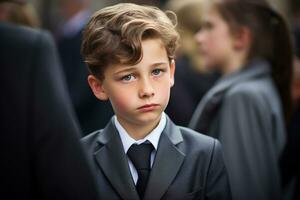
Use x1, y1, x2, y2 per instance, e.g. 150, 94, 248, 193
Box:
144, 117, 185, 200
94, 121, 140, 200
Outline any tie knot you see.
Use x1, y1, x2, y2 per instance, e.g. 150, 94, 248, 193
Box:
127, 143, 154, 170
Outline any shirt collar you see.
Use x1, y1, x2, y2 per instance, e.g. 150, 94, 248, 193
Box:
114, 112, 167, 154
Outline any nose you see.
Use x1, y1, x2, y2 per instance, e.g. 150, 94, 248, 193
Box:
138, 77, 155, 98
194, 30, 204, 45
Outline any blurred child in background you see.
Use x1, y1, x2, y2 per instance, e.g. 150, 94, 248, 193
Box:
189, 0, 293, 199
165, 0, 219, 126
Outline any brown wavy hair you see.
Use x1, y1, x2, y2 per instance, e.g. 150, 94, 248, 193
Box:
81, 3, 179, 80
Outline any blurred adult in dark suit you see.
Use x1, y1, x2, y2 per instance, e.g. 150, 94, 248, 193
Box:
56, 0, 113, 134
0, 21, 100, 199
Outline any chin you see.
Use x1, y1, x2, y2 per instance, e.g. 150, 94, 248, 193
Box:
201, 60, 217, 70
135, 111, 162, 124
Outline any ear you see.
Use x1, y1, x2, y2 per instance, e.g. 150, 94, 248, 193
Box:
170, 59, 176, 87
232, 26, 252, 51
87, 75, 109, 101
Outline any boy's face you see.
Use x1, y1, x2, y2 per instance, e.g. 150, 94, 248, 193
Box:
88, 38, 175, 128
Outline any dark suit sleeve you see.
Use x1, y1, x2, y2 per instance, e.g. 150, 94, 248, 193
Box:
29, 31, 100, 200
205, 140, 232, 200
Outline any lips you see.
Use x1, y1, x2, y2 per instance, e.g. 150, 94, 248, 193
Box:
137, 104, 159, 112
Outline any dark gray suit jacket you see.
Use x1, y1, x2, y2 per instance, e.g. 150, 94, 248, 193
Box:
189, 60, 285, 200
82, 116, 232, 200
0, 22, 100, 200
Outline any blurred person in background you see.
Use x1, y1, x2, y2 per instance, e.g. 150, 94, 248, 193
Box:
279, 1, 300, 200
165, 0, 219, 126
56, 0, 113, 134
0, 0, 100, 199
0, 0, 39, 27
189, 0, 293, 199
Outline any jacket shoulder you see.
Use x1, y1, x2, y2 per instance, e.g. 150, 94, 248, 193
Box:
81, 130, 103, 151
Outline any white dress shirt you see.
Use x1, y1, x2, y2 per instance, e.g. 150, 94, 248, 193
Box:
114, 112, 167, 185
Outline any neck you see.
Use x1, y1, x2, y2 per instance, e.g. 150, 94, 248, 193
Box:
116, 115, 162, 140
222, 52, 247, 75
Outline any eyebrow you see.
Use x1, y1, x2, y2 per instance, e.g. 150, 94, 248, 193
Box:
114, 62, 169, 75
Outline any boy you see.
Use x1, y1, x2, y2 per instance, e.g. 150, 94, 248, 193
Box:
81, 3, 231, 200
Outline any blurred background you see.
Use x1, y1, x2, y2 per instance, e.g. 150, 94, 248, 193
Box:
6, 0, 295, 133
1, 0, 299, 199
1, 0, 298, 132
25, 0, 291, 31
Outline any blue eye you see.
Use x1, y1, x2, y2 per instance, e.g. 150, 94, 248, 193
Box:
121, 74, 135, 82
152, 69, 163, 76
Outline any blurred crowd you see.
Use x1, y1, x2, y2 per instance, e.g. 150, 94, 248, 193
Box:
1, 0, 300, 199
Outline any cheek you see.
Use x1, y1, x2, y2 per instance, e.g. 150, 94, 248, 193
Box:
108, 86, 135, 112
210, 32, 226, 50
206, 32, 231, 58
201, 33, 220, 55
155, 77, 171, 102
200, 37, 229, 70
201, 35, 220, 59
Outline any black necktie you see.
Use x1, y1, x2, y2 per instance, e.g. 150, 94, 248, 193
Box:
127, 143, 154, 199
